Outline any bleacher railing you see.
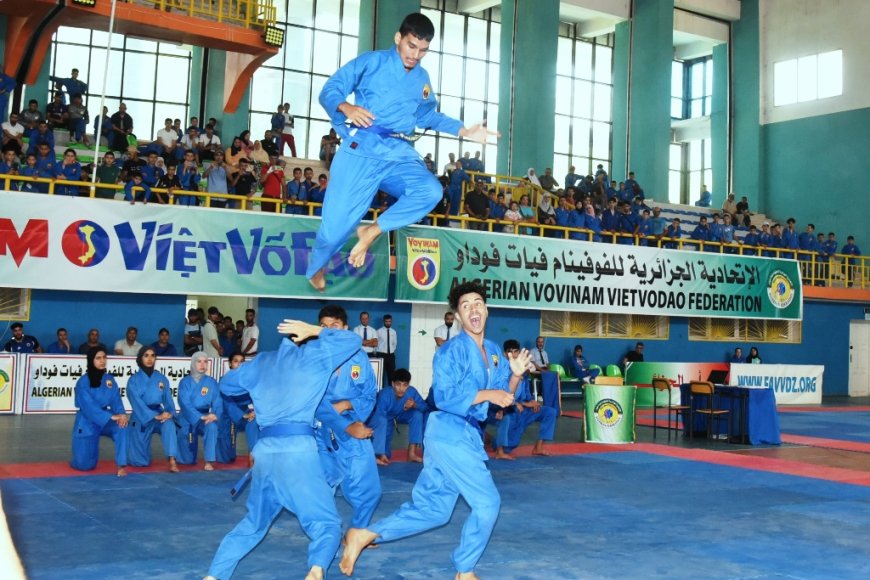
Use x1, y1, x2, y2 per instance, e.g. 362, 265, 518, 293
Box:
128, 0, 278, 31
2, 172, 866, 290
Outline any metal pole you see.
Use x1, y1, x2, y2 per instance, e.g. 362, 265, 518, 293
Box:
90, 0, 119, 195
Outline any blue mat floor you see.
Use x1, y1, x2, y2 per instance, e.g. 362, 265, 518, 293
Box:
3, 451, 869, 579
778, 411, 870, 443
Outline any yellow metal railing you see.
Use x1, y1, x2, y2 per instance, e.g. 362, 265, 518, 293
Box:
132, 0, 277, 31
2, 172, 867, 290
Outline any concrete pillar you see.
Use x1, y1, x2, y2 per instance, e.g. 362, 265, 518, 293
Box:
731, 0, 762, 210
711, 42, 729, 206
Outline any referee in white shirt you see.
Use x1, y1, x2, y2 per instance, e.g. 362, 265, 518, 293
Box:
376, 314, 398, 383
353, 311, 379, 356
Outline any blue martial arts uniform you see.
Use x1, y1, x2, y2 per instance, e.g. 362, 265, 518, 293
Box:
306, 47, 465, 279
126, 369, 179, 466
176, 373, 223, 465
505, 376, 557, 451
216, 389, 260, 464
55, 161, 81, 196
315, 349, 380, 529
70, 373, 128, 470
368, 384, 429, 459
369, 331, 512, 574
206, 330, 361, 579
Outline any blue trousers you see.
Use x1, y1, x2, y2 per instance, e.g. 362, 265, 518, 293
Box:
306, 151, 441, 278
368, 409, 425, 458
70, 417, 128, 470
507, 406, 558, 450
175, 418, 218, 464
317, 433, 381, 529
126, 415, 179, 466
207, 436, 341, 578
370, 428, 500, 573
216, 415, 259, 463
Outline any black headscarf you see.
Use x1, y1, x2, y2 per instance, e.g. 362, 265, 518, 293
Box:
86, 346, 108, 388
136, 345, 157, 377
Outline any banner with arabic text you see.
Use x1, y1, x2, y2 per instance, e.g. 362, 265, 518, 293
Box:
395, 226, 802, 320
0, 191, 389, 300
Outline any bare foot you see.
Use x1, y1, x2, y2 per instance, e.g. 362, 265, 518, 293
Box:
532, 442, 552, 456
375, 455, 390, 466
407, 453, 423, 463
248, 455, 255, 468
339, 528, 378, 576
495, 450, 515, 461
204, 462, 215, 471
169, 458, 180, 473
348, 223, 381, 269
456, 572, 480, 580
304, 565, 324, 580
117, 467, 128, 477
308, 269, 326, 292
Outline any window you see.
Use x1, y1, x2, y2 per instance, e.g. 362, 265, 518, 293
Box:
49, 27, 192, 140
0, 289, 30, 320
689, 318, 801, 344
541, 311, 668, 340
553, 26, 613, 184
774, 50, 842, 107
248, 0, 361, 158
417, 1, 501, 174
668, 139, 712, 205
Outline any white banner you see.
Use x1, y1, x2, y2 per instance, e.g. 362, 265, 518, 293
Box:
729, 363, 824, 405
22, 355, 212, 413
0, 354, 15, 413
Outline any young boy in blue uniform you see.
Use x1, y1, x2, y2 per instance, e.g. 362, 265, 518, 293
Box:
367, 367, 429, 465
204, 320, 361, 580
216, 352, 259, 466
340, 281, 532, 579
307, 13, 498, 291
314, 304, 381, 532
176, 352, 222, 471
502, 339, 558, 457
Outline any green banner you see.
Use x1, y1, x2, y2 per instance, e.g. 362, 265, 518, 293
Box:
395, 225, 803, 320
584, 384, 637, 444
0, 191, 389, 301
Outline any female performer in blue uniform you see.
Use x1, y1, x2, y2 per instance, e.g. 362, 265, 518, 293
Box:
315, 305, 381, 532
204, 320, 362, 580
176, 352, 222, 470
340, 282, 532, 579
126, 345, 180, 472
216, 352, 259, 466
70, 347, 129, 477
307, 12, 498, 291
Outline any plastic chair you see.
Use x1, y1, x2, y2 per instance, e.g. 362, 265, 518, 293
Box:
650, 378, 689, 441
549, 363, 570, 379
688, 381, 731, 442
588, 364, 602, 375
605, 364, 622, 377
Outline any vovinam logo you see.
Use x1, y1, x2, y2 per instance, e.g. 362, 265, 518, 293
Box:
406, 236, 440, 291
767, 270, 795, 310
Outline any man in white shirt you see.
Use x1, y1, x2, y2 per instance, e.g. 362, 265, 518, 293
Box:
198, 124, 222, 162
202, 306, 222, 357
376, 314, 398, 383
241, 308, 259, 357
150, 117, 179, 159
530, 336, 550, 372
1, 112, 25, 154
353, 311, 378, 357
114, 326, 143, 356
280, 102, 297, 157
433, 311, 461, 347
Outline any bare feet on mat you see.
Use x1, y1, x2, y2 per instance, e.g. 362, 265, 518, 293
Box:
375, 455, 390, 466
495, 449, 515, 461
116, 467, 128, 477
204, 462, 214, 471
531, 444, 552, 457
348, 223, 382, 269
309, 269, 326, 292
168, 458, 180, 473
456, 572, 480, 580
304, 565, 324, 580
407, 447, 423, 463
339, 528, 378, 576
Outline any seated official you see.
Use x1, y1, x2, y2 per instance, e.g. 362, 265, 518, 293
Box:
367, 368, 429, 465
570, 345, 600, 383
126, 346, 180, 472
176, 352, 222, 471
70, 347, 129, 477
215, 352, 258, 466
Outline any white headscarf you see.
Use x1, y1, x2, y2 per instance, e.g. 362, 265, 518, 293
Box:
538, 193, 555, 217
190, 351, 209, 382
526, 168, 541, 187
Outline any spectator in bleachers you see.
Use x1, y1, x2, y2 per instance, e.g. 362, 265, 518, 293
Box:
448, 158, 470, 216
636, 208, 652, 245
225, 135, 247, 170
147, 117, 179, 161
283, 164, 304, 214
4, 322, 41, 353
782, 218, 800, 259
109, 103, 133, 153
114, 326, 143, 356
518, 193, 536, 235
50, 68, 87, 103
624, 171, 643, 200
77, 328, 106, 355
442, 152, 456, 176
722, 193, 738, 222
606, 179, 619, 200
177, 150, 201, 206
554, 195, 573, 228
270, 104, 286, 147
465, 180, 490, 230
758, 222, 773, 256
746, 347, 762, 364
2, 112, 24, 154
631, 195, 649, 216
695, 184, 712, 207
564, 165, 581, 189
0, 149, 18, 175
526, 167, 542, 187
691, 215, 710, 247
203, 150, 231, 208
45, 328, 73, 354
279, 102, 297, 157
308, 173, 328, 217
45, 92, 68, 130
230, 158, 258, 209
736, 195, 752, 227
319, 127, 340, 169
423, 153, 436, 174
591, 173, 608, 209
198, 123, 221, 162
94, 106, 111, 144
721, 213, 738, 253
238, 130, 255, 158
489, 190, 507, 223
729, 347, 744, 363
67, 94, 89, 146
663, 217, 682, 249
708, 214, 723, 248
742, 225, 759, 256
536, 191, 557, 233
259, 129, 278, 159
124, 171, 153, 204
601, 197, 620, 240
822, 232, 839, 270
595, 163, 608, 182
151, 328, 178, 357
120, 147, 144, 182
617, 202, 637, 245
19, 99, 44, 135
842, 235, 861, 287
154, 162, 181, 204
649, 206, 668, 239
539, 167, 559, 192
617, 181, 632, 203
768, 223, 784, 257
55, 149, 82, 196
141, 151, 164, 187
18, 153, 41, 193
816, 232, 832, 284
26, 120, 54, 157
503, 200, 522, 233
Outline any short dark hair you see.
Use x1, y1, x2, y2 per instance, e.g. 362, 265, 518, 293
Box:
207, 306, 220, 315
448, 281, 487, 311
574, 344, 583, 351
318, 304, 348, 325
57, 327, 67, 334
393, 368, 411, 382
158, 327, 169, 334
11, 322, 23, 330
399, 12, 435, 41
383, 314, 392, 321
503, 339, 520, 352
246, 308, 255, 315
126, 326, 138, 333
